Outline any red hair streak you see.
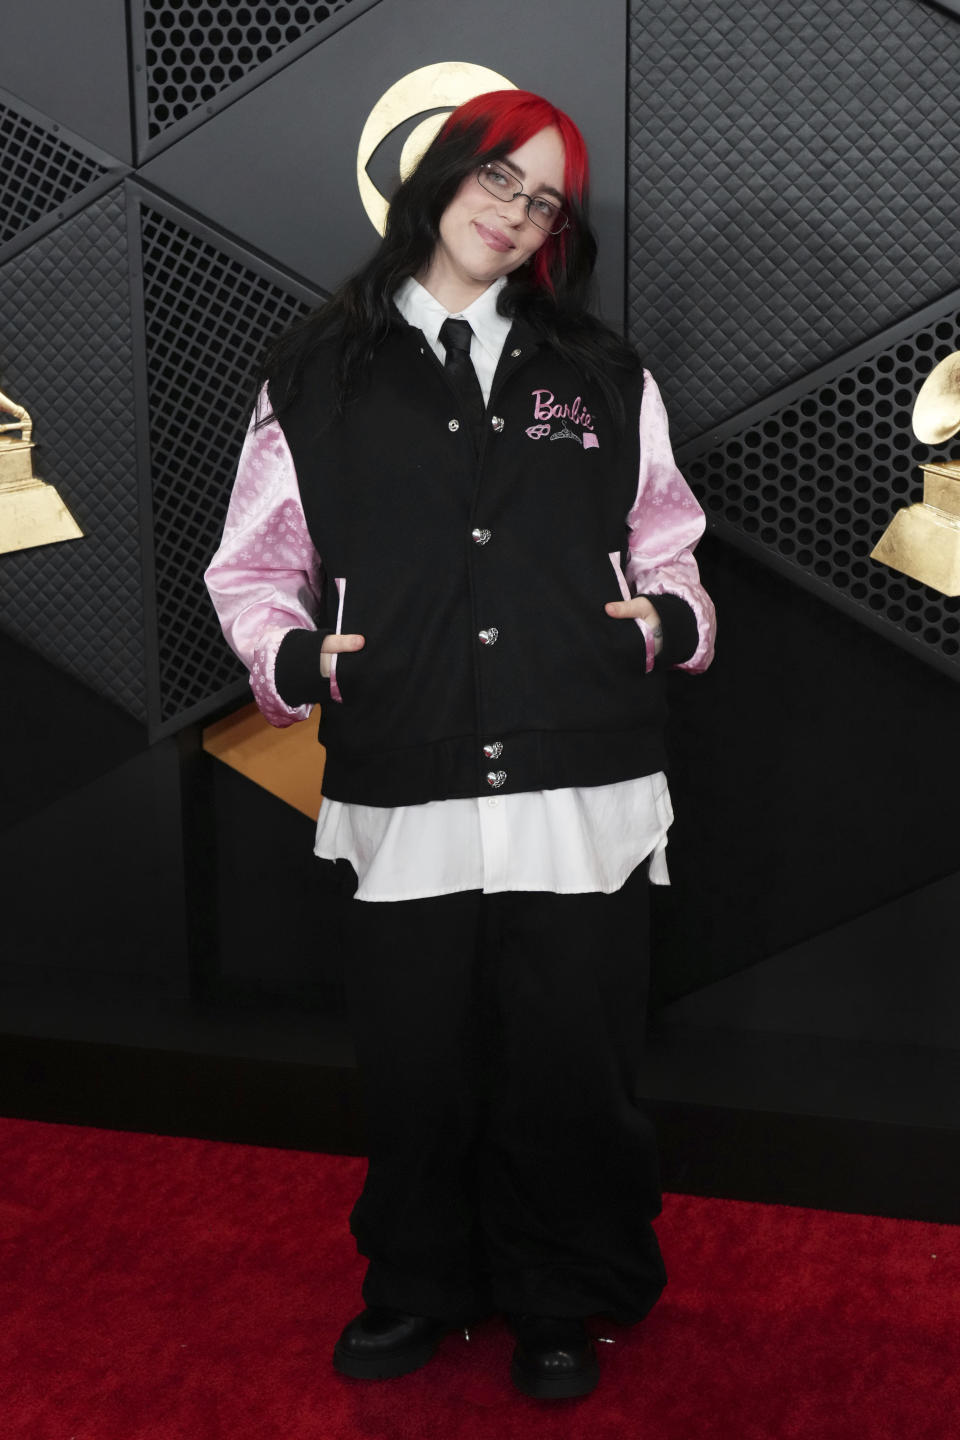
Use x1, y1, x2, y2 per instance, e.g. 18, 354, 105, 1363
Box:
438, 90, 589, 293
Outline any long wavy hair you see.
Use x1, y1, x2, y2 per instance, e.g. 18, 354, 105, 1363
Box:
259, 89, 639, 421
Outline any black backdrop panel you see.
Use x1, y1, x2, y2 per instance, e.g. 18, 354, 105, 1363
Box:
138, 0, 627, 324
0, 630, 146, 835
213, 764, 344, 991
680, 290, 960, 679
0, 0, 132, 163
0, 740, 190, 993
0, 187, 146, 721
135, 0, 364, 148
0, 91, 121, 261
133, 192, 324, 730
627, 0, 960, 444
654, 535, 960, 1000
661, 867, 960, 1049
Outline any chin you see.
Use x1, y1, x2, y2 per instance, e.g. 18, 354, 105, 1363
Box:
471, 258, 515, 286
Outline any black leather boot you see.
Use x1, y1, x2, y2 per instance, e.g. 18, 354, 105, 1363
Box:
333, 1306, 450, 1379
509, 1314, 599, 1399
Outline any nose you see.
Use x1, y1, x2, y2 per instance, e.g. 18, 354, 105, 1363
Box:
496, 191, 527, 225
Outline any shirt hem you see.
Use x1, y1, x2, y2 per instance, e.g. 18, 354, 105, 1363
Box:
314, 848, 669, 902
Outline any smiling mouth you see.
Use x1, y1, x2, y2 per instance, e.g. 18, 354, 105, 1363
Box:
474, 221, 515, 253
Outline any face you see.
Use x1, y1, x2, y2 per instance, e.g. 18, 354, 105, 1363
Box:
421, 125, 567, 304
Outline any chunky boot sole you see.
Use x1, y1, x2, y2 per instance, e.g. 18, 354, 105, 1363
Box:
510, 1351, 600, 1400
333, 1327, 448, 1380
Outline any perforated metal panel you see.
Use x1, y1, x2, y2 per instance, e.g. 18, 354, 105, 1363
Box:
0, 98, 109, 250
0, 187, 146, 718
138, 200, 321, 725
142, 0, 358, 140
679, 296, 960, 671
627, 0, 960, 446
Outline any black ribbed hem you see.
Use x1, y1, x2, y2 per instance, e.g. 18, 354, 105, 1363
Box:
319, 727, 669, 807
646, 593, 699, 668
274, 627, 331, 707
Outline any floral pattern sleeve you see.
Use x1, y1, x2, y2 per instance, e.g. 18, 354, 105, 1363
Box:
204, 396, 324, 726
624, 370, 717, 673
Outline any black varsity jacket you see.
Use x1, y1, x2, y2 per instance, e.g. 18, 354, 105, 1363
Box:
206, 314, 715, 807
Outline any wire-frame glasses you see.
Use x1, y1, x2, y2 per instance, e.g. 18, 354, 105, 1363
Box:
475, 164, 569, 235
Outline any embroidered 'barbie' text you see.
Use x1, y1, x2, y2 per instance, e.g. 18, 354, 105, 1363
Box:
531, 389, 594, 431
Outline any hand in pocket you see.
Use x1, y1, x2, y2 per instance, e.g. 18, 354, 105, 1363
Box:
604, 594, 663, 655
320, 631, 365, 678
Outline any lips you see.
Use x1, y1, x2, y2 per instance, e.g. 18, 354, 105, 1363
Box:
474, 221, 515, 253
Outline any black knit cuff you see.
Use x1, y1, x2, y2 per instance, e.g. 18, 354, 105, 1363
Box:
646, 593, 699, 668
274, 627, 332, 707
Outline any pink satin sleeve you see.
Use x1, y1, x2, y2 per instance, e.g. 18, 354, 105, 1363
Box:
624, 370, 717, 673
204, 395, 323, 726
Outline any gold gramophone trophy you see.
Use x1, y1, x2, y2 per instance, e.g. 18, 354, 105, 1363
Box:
0, 388, 84, 556
872, 353, 960, 595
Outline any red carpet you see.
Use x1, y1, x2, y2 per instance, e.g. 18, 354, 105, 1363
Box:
1, 1114, 958, 1439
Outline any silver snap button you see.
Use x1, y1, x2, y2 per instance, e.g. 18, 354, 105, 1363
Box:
478, 627, 499, 646
486, 770, 507, 789
471, 527, 492, 546
483, 741, 503, 760
491, 415, 504, 432
510, 348, 521, 357
448, 418, 460, 432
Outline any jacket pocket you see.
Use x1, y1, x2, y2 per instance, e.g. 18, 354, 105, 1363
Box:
328, 576, 347, 703
608, 552, 655, 674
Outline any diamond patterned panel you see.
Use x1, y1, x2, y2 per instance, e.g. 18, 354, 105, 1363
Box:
139, 203, 319, 724
0, 187, 146, 718
0, 98, 109, 250
143, 0, 359, 139
628, 0, 960, 444
680, 298, 960, 671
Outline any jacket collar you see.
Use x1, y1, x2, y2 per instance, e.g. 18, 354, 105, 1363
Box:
389, 296, 544, 347
388, 297, 546, 400
393, 276, 511, 364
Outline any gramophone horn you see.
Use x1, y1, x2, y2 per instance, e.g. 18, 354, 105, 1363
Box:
912, 350, 960, 446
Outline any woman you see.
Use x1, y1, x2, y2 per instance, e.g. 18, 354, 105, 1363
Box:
206, 89, 715, 1401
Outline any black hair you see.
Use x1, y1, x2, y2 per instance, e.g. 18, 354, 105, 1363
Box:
256, 110, 639, 425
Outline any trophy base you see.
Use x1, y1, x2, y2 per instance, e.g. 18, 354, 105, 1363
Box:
871, 503, 960, 596
0, 480, 84, 556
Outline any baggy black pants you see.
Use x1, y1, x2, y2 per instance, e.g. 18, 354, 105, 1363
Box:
340, 864, 666, 1325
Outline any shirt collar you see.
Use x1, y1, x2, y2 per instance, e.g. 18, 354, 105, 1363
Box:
394, 276, 512, 367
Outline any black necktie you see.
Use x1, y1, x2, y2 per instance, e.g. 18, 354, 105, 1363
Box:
439, 318, 485, 444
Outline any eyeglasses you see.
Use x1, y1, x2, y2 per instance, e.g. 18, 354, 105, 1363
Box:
475, 164, 569, 235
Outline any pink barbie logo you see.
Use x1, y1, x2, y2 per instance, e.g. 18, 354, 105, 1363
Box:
533, 388, 594, 430
525, 389, 598, 447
